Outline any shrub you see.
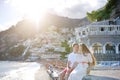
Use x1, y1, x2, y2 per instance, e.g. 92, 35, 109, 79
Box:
9, 45, 25, 57
60, 40, 72, 59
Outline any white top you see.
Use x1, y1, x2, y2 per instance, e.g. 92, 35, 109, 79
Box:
68, 52, 92, 68
68, 53, 93, 80
76, 53, 92, 63
68, 52, 77, 68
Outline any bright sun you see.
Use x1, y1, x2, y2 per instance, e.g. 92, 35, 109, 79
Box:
8, 0, 101, 23
10, 0, 50, 23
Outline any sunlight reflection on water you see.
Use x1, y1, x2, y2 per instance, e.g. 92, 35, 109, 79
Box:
0, 61, 40, 80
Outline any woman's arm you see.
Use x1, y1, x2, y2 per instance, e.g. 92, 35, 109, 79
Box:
87, 62, 92, 74
86, 53, 93, 74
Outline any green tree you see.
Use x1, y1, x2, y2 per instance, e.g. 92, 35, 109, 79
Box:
87, 0, 116, 22
60, 40, 71, 59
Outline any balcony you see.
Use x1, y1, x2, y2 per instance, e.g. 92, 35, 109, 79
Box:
88, 31, 120, 36
86, 25, 120, 36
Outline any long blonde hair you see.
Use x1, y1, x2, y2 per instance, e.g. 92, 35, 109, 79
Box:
80, 44, 96, 66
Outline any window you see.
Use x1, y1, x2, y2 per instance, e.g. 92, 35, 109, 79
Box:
92, 43, 102, 53
106, 43, 115, 53
116, 27, 120, 31
82, 31, 86, 35
100, 27, 105, 31
108, 27, 114, 31
118, 44, 120, 53
117, 27, 119, 30
109, 27, 112, 31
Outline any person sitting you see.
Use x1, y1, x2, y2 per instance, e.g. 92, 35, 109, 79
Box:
59, 43, 79, 80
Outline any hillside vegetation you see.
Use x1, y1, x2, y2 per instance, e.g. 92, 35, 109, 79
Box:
87, 0, 116, 22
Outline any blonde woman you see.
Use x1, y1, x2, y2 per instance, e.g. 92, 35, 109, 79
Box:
68, 44, 96, 80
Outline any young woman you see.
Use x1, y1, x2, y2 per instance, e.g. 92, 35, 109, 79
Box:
68, 44, 96, 80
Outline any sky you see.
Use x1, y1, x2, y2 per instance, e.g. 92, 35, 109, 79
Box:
0, 0, 107, 31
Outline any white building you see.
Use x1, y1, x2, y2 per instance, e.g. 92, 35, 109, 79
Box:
75, 18, 120, 54
75, 18, 120, 66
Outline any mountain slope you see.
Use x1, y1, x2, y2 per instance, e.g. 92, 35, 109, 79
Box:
40, 13, 90, 28
0, 14, 90, 60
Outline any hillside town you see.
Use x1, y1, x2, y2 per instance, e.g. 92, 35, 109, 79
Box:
0, 0, 120, 80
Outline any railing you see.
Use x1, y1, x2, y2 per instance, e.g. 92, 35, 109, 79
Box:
87, 25, 120, 35
94, 53, 120, 61
87, 31, 120, 36
77, 25, 120, 37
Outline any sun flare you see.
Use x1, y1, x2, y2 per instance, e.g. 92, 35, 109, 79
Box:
10, 0, 50, 23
